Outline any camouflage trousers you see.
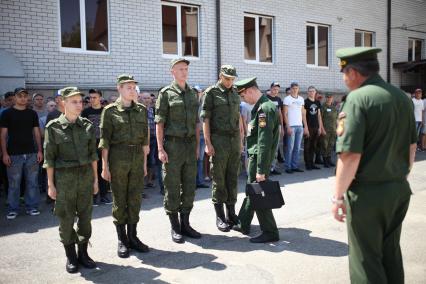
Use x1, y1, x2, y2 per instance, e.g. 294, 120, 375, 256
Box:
109, 145, 144, 225
210, 133, 240, 205
320, 129, 336, 157
163, 137, 197, 215
54, 164, 93, 246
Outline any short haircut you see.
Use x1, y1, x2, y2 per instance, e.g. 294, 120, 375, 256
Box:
345, 60, 380, 77
307, 86, 317, 92
89, 88, 103, 96
32, 93, 43, 100
285, 87, 291, 93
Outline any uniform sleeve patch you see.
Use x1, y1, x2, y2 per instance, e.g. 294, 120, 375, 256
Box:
336, 112, 346, 136
258, 113, 267, 128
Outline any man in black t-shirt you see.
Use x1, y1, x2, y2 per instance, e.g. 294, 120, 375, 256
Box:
267, 82, 284, 175
0, 88, 43, 220
82, 89, 111, 205
304, 86, 324, 170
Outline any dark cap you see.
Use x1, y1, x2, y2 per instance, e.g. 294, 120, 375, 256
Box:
14, 87, 28, 96
290, 82, 299, 88
116, 74, 138, 85
59, 87, 84, 98
4, 91, 15, 99
270, 82, 280, 88
234, 77, 258, 93
220, 65, 238, 78
324, 92, 334, 97
170, 58, 190, 68
336, 47, 382, 71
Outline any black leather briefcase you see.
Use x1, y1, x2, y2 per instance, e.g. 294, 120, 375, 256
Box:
245, 180, 284, 210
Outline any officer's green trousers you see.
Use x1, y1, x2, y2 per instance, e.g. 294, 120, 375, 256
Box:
109, 145, 144, 225
54, 164, 93, 246
346, 180, 411, 284
210, 134, 240, 205
237, 155, 279, 238
163, 137, 197, 214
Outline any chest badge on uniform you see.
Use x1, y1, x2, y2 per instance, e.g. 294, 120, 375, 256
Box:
258, 113, 267, 128
336, 112, 346, 136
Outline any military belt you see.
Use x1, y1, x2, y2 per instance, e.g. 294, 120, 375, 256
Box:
165, 136, 195, 142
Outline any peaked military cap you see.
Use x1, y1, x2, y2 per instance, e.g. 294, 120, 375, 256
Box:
14, 87, 28, 96
234, 77, 258, 93
324, 92, 334, 97
336, 47, 382, 71
116, 74, 138, 84
170, 58, 190, 68
59, 87, 84, 98
220, 65, 238, 78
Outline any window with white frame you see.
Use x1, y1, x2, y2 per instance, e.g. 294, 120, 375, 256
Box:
306, 23, 329, 67
408, 38, 423, 61
161, 2, 199, 58
244, 14, 273, 63
59, 0, 109, 52
355, 30, 375, 47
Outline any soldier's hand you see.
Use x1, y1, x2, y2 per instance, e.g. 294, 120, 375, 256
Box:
101, 168, 111, 182
48, 185, 57, 200
143, 145, 150, 156
93, 181, 99, 195
158, 149, 169, 163
286, 126, 293, 136
205, 143, 215, 156
332, 203, 346, 222
256, 173, 266, 182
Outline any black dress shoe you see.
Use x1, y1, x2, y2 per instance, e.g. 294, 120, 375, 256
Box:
312, 165, 321, 170
270, 169, 281, 175
196, 183, 210, 188
292, 168, 304, 172
249, 233, 279, 243
285, 169, 293, 174
306, 165, 313, 171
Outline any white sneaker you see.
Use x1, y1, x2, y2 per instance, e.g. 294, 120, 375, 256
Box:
6, 212, 18, 220
26, 209, 40, 216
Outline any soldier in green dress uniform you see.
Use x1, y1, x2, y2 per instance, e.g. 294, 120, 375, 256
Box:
155, 58, 202, 243
201, 65, 241, 232
44, 87, 98, 273
233, 77, 280, 243
99, 74, 150, 258
332, 47, 418, 283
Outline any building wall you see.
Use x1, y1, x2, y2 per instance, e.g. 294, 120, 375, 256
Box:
0, 0, 218, 92
1, 0, 424, 95
390, 0, 426, 88
220, 0, 388, 92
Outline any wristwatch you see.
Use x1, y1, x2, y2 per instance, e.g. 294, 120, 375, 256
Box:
331, 195, 344, 205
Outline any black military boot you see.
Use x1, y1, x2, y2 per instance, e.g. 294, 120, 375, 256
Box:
115, 224, 130, 258
169, 213, 184, 243
323, 156, 330, 168
327, 157, 335, 167
214, 203, 230, 232
225, 204, 239, 227
314, 155, 323, 165
77, 242, 96, 269
180, 212, 202, 239
64, 244, 79, 273
127, 224, 149, 253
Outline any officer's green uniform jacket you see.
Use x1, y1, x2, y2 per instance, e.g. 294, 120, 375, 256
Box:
43, 114, 97, 246
99, 98, 148, 149
247, 95, 280, 175
43, 115, 98, 169
155, 81, 199, 137
336, 74, 417, 283
200, 82, 240, 136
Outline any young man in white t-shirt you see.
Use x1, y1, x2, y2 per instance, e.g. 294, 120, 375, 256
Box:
412, 88, 424, 150
283, 82, 309, 173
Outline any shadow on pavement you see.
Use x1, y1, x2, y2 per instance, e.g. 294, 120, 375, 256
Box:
185, 227, 348, 257
79, 261, 167, 284
135, 248, 226, 271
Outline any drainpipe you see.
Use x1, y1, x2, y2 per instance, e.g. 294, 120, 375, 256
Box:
216, 0, 221, 77
387, 0, 391, 83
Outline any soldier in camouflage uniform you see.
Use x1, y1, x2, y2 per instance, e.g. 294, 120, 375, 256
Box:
320, 93, 338, 167
44, 87, 98, 273
99, 74, 150, 258
155, 58, 202, 243
201, 65, 241, 232
233, 77, 280, 243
